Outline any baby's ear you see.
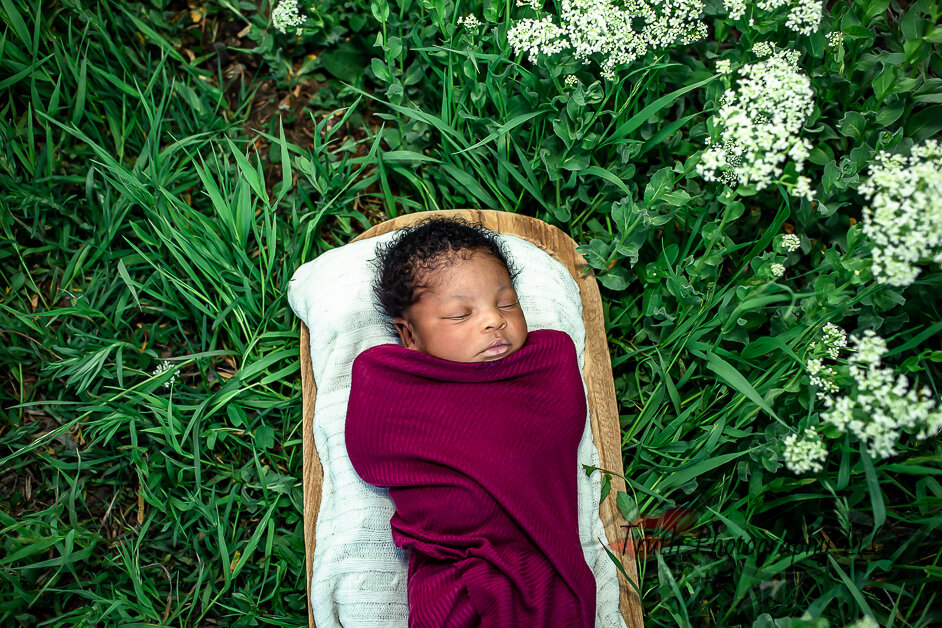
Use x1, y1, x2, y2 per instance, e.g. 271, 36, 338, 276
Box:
393, 317, 416, 349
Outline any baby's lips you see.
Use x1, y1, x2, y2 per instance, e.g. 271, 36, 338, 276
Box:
480, 338, 510, 353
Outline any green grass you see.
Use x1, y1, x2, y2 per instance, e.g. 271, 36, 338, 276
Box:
2, 0, 941, 626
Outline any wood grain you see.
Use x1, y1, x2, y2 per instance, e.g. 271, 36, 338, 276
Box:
301, 209, 644, 627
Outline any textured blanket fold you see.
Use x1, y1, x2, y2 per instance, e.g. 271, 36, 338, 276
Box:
345, 328, 596, 628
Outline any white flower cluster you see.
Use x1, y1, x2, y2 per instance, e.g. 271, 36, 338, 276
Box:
458, 14, 482, 29
827, 31, 844, 48
716, 59, 732, 74
152, 360, 179, 389
724, 0, 746, 20
858, 139, 942, 288
771, 262, 786, 278
852, 329, 886, 364
794, 174, 813, 200
783, 427, 828, 474
845, 617, 879, 628
755, 0, 822, 35
565, 74, 580, 87
516, 0, 544, 10
820, 330, 942, 459
507, 0, 708, 77
724, 0, 821, 34
780, 233, 801, 252
808, 322, 848, 359
506, 15, 568, 64
698, 49, 814, 198
807, 357, 839, 397
272, 0, 305, 34
752, 41, 773, 58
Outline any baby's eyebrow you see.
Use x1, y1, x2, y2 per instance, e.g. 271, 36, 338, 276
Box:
448, 285, 512, 300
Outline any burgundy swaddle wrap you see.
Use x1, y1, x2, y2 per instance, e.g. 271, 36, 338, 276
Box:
345, 328, 596, 628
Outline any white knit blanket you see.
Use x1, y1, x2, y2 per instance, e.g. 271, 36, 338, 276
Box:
287, 230, 627, 628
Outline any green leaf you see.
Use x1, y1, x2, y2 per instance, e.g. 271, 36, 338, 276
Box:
660, 450, 752, 491
616, 491, 637, 522
370, 57, 391, 83
704, 352, 781, 421
116, 259, 141, 309
452, 110, 543, 157
254, 425, 275, 450
644, 167, 674, 205
837, 111, 868, 140
370, 0, 389, 23
226, 138, 267, 202
864, 0, 890, 22
0, 0, 30, 45
875, 98, 905, 126
656, 552, 691, 626
601, 74, 717, 148
860, 442, 886, 532
319, 42, 366, 82
582, 165, 633, 196
576, 238, 611, 270
227, 404, 247, 427
905, 105, 942, 141
926, 25, 942, 42
561, 152, 590, 171
828, 554, 875, 617
598, 266, 631, 290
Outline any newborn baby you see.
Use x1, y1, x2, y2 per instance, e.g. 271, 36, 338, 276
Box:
345, 217, 597, 628
383, 217, 528, 363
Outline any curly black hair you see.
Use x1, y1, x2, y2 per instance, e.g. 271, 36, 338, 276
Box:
370, 216, 521, 337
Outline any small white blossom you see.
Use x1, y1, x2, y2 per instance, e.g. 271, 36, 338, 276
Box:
827, 31, 844, 48
716, 59, 732, 74
794, 175, 813, 200
458, 14, 482, 29
752, 41, 773, 58
565, 74, 580, 87
272, 0, 305, 34
807, 357, 839, 397
697, 49, 813, 198
507, 0, 708, 77
780, 233, 801, 252
719, 170, 740, 187
724, 0, 746, 20
858, 139, 942, 288
820, 330, 942, 459
152, 360, 179, 389
820, 322, 848, 359
849, 329, 887, 366
783, 427, 828, 474
771, 262, 786, 278
516, 0, 544, 9
845, 617, 879, 628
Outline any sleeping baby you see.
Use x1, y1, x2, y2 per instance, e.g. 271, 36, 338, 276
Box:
344, 217, 597, 627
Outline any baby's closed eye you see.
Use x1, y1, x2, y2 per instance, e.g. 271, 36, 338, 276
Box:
444, 301, 518, 319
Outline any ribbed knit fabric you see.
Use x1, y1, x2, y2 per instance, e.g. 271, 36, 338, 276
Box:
345, 329, 596, 628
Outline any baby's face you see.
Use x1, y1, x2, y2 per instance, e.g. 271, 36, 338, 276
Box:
393, 250, 528, 363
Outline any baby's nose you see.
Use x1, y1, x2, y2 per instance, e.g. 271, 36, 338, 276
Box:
482, 308, 507, 330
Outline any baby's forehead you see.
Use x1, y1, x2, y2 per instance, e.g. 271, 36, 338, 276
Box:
414, 254, 513, 298
416, 249, 510, 279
